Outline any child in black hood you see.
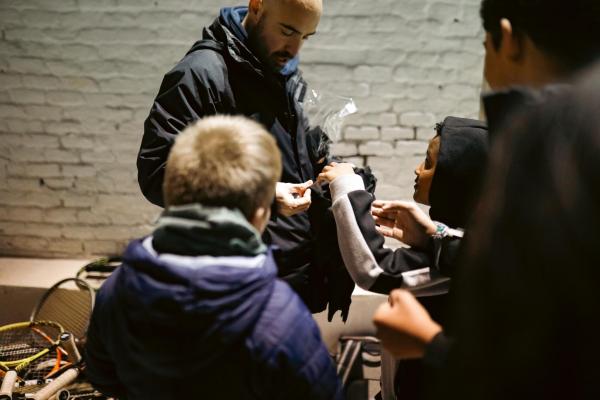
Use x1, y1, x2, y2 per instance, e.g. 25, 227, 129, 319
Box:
427, 117, 489, 229
317, 116, 488, 400
316, 116, 489, 294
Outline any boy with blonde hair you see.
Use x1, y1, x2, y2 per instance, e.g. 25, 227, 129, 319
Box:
86, 115, 341, 400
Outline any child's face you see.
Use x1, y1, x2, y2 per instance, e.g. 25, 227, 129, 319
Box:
413, 136, 440, 205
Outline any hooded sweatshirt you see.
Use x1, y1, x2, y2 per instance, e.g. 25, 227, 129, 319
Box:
429, 117, 490, 229
326, 118, 489, 294
137, 7, 337, 313
85, 205, 341, 400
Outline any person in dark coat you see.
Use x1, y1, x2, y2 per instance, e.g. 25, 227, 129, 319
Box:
377, 64, 600, 400
86, 116, 342, 400
362, 0, 600, 390
136, 0, 357, 315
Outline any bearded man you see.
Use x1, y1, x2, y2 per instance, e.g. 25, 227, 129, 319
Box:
137, 0, 347, 312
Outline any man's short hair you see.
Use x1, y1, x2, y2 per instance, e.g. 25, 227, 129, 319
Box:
164, 115, 282, 219
481, 0, 600, 73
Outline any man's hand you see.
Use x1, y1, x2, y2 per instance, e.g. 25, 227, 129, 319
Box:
373, 289, 442, 359
276, 180, 313, 216
371, 200, 437, 249
316, 162, 356, 184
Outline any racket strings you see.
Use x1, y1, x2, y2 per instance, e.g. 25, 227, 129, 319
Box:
35, 289, 93, 340
0, 327, 48, 363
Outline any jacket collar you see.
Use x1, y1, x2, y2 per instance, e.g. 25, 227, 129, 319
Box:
482, 84, 571, 141
152, 204, 267, 257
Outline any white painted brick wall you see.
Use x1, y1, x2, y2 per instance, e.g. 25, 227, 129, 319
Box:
0, 0, 484, 257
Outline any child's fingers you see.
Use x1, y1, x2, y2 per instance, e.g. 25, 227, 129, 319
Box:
372, 208, 399, 220
381, 200, 414, 211
376, 225, 397, 238
316, 173, 331, 185
373, 216, 395, 228
372, 200, 392, 208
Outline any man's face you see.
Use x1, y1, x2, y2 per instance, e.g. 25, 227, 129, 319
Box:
247, 0, 321, 72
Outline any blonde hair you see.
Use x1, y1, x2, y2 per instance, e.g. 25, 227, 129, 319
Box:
163, 115, 282, 219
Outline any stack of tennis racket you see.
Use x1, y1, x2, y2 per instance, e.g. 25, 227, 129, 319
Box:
0, 278, 96, 400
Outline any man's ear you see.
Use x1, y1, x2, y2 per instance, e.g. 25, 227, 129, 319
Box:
499, 18, 524, 62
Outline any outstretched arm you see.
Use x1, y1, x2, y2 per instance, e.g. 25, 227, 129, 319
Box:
318, 163, 436, 294
372, 200, 465, 277
371, 200, 437, 249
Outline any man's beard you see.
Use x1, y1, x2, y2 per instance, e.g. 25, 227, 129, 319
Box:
247, 15, 293, 73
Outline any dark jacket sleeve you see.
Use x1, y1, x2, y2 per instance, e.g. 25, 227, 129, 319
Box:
329, 175, 433, 294
436, 236, 463, 277
422, 331, 453, 370
137, 52, 226, 206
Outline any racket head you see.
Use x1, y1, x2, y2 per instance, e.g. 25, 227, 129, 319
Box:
0, 321, 63, 369
30, 278, 94, 342
0, 321, 65, 395
75, 257, 121, 291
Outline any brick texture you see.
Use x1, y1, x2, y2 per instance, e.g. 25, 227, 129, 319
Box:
0, 0, 483, 257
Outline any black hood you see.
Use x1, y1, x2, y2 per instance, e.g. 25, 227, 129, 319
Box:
429, 116, 489, 228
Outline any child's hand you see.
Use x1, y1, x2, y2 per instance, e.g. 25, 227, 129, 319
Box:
316, 162, 355, 184
371, 200, 437, 249
373, 289, 442, 359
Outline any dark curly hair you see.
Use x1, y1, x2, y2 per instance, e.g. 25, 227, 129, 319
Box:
481, 0, 600, 73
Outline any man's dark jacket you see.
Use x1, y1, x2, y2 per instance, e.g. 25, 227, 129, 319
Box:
137, 8, 337, 311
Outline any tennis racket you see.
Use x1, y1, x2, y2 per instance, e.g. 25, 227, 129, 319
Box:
0, 320, 65, 399
28, 279, 94, 400
32, 333, 82, 400
1, 278, 95, 399
75, 257, 121, 292
30, 278, 94, 347
55, 381, 108, 399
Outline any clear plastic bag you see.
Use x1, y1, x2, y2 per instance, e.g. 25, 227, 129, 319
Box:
303, 89, 358, 143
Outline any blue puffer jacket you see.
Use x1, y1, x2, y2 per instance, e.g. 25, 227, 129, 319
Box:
85, 237, 342, 399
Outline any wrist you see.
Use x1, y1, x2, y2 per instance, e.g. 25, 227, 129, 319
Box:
330, 174, 365, 203
419, 320, 443, 345
431, 221, 463, 239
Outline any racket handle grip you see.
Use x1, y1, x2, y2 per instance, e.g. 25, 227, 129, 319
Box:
59, 333, 81, 364
33, 368, 79, 400
0, 370, 17, 399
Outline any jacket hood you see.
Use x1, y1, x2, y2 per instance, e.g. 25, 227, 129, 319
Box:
152, 204, 267, 257
200, 6, 299, 76
429, 116, 489, 228
112, 236, 276, 372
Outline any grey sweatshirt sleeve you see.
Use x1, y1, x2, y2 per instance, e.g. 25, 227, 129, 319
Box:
329, 174, 434, 294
